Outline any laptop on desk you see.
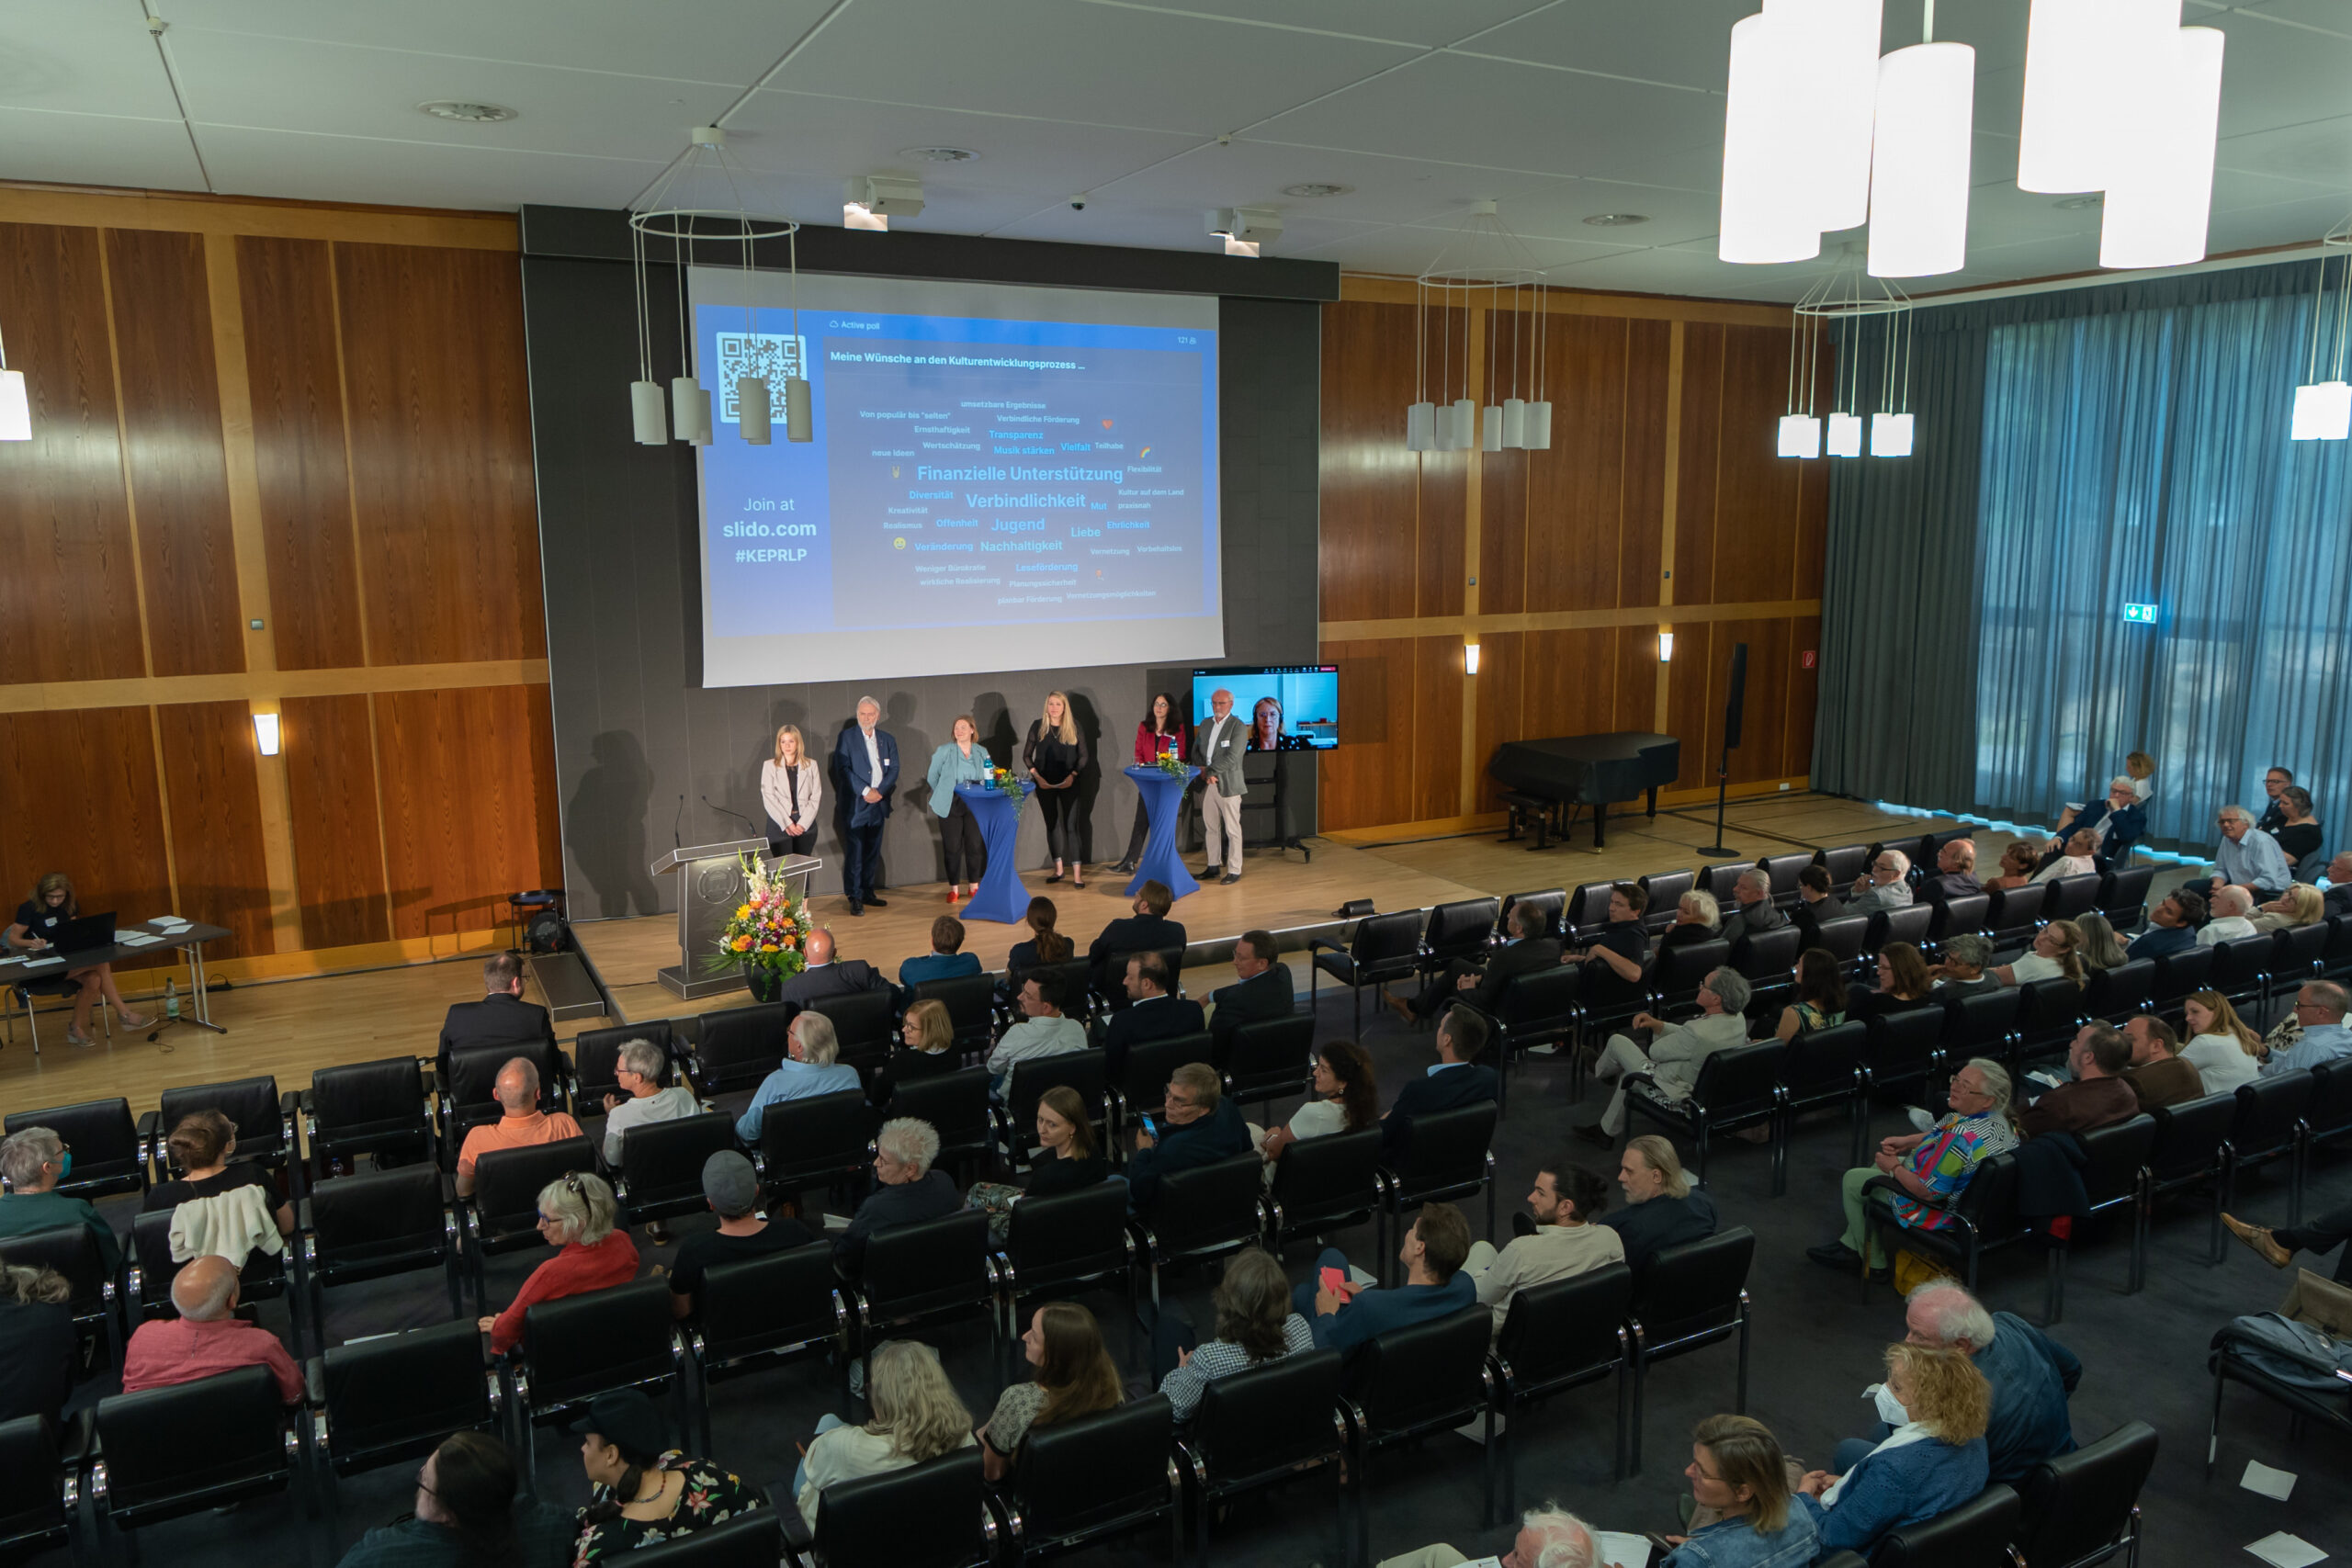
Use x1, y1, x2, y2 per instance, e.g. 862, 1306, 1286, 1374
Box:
47, 912, 117, 956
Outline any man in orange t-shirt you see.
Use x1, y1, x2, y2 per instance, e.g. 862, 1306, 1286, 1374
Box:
454, 1057, 582, 1196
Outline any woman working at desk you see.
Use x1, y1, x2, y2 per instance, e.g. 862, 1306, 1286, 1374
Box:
6, 874, 153, 1046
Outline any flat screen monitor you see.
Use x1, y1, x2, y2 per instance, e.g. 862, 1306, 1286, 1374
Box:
1192, 665, 1338, 751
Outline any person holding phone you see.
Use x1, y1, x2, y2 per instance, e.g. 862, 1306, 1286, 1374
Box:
1290, 1201, 1477, 1354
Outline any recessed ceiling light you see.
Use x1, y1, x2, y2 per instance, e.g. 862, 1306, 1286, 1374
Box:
899, 146, 979, 164
417, 100, 516, 123
1281, 183, 1351, 198
2054, 195, 2103, 210
1583, 212, 1650, 227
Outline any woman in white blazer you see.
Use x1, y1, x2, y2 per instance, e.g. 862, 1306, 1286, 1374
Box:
763, 725, 823, 856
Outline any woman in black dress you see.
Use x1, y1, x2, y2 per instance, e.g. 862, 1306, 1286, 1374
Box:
1023, 692, 1091, 888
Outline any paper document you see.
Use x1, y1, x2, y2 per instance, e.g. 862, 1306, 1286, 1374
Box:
17, 956, 62, 970
1593, 1532, 1653, 1568
119, 934, 162, 947
1346, 1264, 1377, 1288
2241, 1461, 2297, 1501
2246, 1532, 2326, 1568
821, 1213, 850, 1232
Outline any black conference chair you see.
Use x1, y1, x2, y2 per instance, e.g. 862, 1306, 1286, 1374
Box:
2301, 1058, 2352, 1168
1863, 1005, 1949, 1112
630, 1505, 788, 1568
1697, 863, 1749, 906
1647, 940, 1732, 1015
573, 1021, 678, 1109
1984, 884, 2047, 948
2099, 864, 2157, 930
1860, 905, 1934, 964
2042, 874, 2104, 925
1375, 1102, 1497, 1284
2083, 958, 2155, 1023
88, 1364, 303, 1543
1266, 1126, 1383, 1257
300, 1057, 435, 1191
2274, 922, 2332, 1001
850, 1208, 1001, 1356
2223, 1072, 2314, 1221
781, 1449, 996, 1568
1419, 897, 1501, 981
2325, 915, 2352, 983
613, 1111, 738, 1226
2013, 1419, 2159, 1568
1489, 1263, 1634, 1517
1001, 1397, 1182, 1565
1871, 1483, 2021, 1568
1732, 926, 1801, 1015
687, 1003, 794, 1098
2139, 1090, 2237, 1276
302, 1163, 463, 1348
2206, 934, 2278, 1012
881, 1066, 993, 1180
913, 975, 999, 1055
1129, 1152, 1265, 1310
997, 1055, 1109, 1170
1566, 881, 1617, 942
755, 1090, 877, 1206
437, 1042, 570, 1161
1499, 888, 1566, 940
1623, 1043, 1781, 1190
1341, 1305, 1498, 1540
1762, 852, 1815, 908
4, 1097, 146, 1200
1805, 915, 1871, 975
1774, 1022, 1867, 1195
1923, 895, 1990, 955
508, 1280, 687, 1491
1815, 844, 1871, 886
2207, 1336, 2352, 1480
1637, 871, 1694, 936
1862, 1152, 2032, 1298
1000, 1182, 1136, 1339
2150, 946, 2215, 1010
1178, 1349, 1350, 1568
1114, 1032, 1215, 1138
1308, 911, 1425, 1035
0, 1416, 75, 1562
1626, 1227, 1753, 1472
1941, 987, 2023, 1074
2044, 1115, 2157, 1323
688, 1244, 847, 1455
809, 988, 900, 1074
0, 1222, 119, 1375
1485, 964, 1586, 1107
1100, 947, 1186, 1017
462, 1135, 597, 1309
2014, 977, 2089, 1064
127, 1206, 288, 1323
1222, 1013, 1317, 1115
143, 1075, 294, 1185
307, 1320, 502, 1538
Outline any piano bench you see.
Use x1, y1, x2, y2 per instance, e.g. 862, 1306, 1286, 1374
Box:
1501, 793, 1562, 850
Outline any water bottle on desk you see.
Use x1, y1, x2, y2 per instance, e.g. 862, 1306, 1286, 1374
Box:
165, 978, 180, 1021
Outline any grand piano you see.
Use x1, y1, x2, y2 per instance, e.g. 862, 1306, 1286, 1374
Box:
1488, 732, 1681, 850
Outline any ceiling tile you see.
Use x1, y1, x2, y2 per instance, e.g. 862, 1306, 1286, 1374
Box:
1069, 0, 1549, 48
1098, 140, 1566, 226
1460, 0, 1757, 89
0, 0, 184, 118
0, 107, 208, 191
195, 125, 665, 209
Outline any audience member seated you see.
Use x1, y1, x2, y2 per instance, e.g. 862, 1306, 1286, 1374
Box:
2126, 750, 2157, 803
335, 1432, 576, 1568
967, 1086, 1109, 1239
439, 952, 556, 1057
834, 1118, 958, 1277
1847, 850, 1915, 915
1564, 882, 1650, 1011
0, 1126, 120, 1271
457, 1058, 585, 1198
1658, 891, 1724, 952
1773, 948, 1850, 1040
1207, 929, 1295, 1049
1153, 1247, 1313, 1421
1396, 900, 1559, 1023
1874, 1281, 2079, 1484
1375, 1506, 1597, 1568
979, 1302, 1125, 1481
1809, 1059, 2018, 1278
897, 915, 981, 999
734, 1013, 863, 1142
1378, 1006, 1498, 1166
794, 1339, 976, 1528
2018, 1026, 2140, 1136
0, 1263, 74, 1425
1006, 896, 1074, 978
1927, 934, 2001, 999
1857, 943, 1937, 1017
600, 1037, 699, 1167
2126, 888, 2204, 959
2324, 853, 2352, 918
777, 928, 884, 1007
1601, 1136, 1719, 1274
1102, 952, 1206, 1076
664, 1152, 812, 1320
122, 1253, 301, 1402
2211, 805, 2290, 904
1256, 1041, 1377, 1178
144, 1110, 294, 1268
1721, 867, 1790, 950
2224, 1201, 2352, 1284
1464, 1159, 1623, 1330
2052, 777, 2146, 863
2252, 883, 2326, 934
2256, 766, 2293, 833
478, 1171, 639, 1356
1794, 1343, 1989, 1560
1793, 865, 1846, 932
2074, 913, 2128, 973
2121, 1015, 2205, 1110
1990, 919, 2086, 989
2269, 784, 2324, 876
2178, 990, 2265, 1093
1921, 838, 1981, 902
887, 999, 962, 1090
1985, 840, 2040, 892
1295, 1201, 1476, 1354
1582, 968, 1754, 1148
2030, 829, 2100, 884
1128, 1063, 1251, 1211
2262, 982, 2352, 1076
1653, 1415, 1816, 1568
570, 1389, 763, 1562
986, 974, 1087, 1095
1086, 881, 1187, 989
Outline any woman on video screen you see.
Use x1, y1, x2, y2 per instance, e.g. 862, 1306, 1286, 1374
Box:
1248, 695, 1310, 751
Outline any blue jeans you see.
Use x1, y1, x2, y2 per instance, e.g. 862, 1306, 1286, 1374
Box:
792, 1413, 846, 1497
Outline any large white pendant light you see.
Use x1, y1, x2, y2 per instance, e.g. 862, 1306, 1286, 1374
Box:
1719, 1, 1880, 264
1867, 39, 1974, 277
2292, 228, 2352, 442
1402, 202, 1551, 455
2099, 26, 2224, 269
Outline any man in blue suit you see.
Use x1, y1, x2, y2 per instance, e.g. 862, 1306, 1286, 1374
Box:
2049, 777, 2146, 868
832, 695, 899, 916
1377, 1004, 1498, 1166
1101, 952, 1206, 1077
1292, 1200, 1477, 1354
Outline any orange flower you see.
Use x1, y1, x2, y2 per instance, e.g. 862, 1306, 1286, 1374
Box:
730, 935, 752, 952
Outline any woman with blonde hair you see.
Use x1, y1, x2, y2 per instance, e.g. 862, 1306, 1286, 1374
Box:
1023, 692, 1091, 887
2073, 912, 2128, 972
2179, 989, 2265, 1093
1660, 890, 1723, 951
1659, 1413, 1815, 1567
979, 1301, 1124, 1479
795, 1338, 976, 1524
6, 872, 153, 1044
2253, 883, 2327, 934
1992, 919, 2086, 989
888, 998, 961, 1089
925, 715, 992, 903
1794, 1343, 1990, 1559
761, 726, 822, 858
478, 1170, 638, 1355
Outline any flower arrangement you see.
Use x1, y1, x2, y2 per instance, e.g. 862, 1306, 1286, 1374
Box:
987, 763, 1030, 815
706, 852, 811, 984
1153, 750, 1190, 780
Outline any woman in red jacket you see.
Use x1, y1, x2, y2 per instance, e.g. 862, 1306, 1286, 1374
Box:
1114, 693, 1188, 874
479, 1170, 639, 1355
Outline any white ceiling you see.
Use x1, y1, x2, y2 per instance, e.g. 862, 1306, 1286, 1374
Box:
3, 0, 2348, 301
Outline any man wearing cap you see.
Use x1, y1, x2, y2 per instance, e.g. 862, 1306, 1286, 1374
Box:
663, 1151, 814, 1319
569, 1388, 763, 1558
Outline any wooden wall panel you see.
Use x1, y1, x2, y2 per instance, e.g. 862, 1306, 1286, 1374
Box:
0, 709, 170, 946
1411, 637, 1462, 822
1667, 624, 1719, 793
239, 236, 365, 671
1478, 448, 1528, 616
1526, 315, 1630, 614
156, 700, 273, 959
1470, 630, 1526, 815
1705, 325, 1807, 604
1414, 307, 1468, 620
1612, 626, 1658, 739
374, 684, 560, 939
0, 222, 145, 683
1319, 301, 1419, 623
336, 243, 542, 667
1318, 639, 1417, 829
1619, 319, 1671, 610
105, 228, 243, 678
281, 693, 391, 949
1673, 323, 1726, 608
1521, 628, 1621, 750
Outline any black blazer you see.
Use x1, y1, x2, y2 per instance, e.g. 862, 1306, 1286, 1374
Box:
778, 961, 884, 1008
438, 992, 555, 1058
1459, 937, 1563, 1016
1088, 913, 1189, 982
1378, 1062, 1498, 1165
1101, 993, 1207, 1077
1794, 895, 1847, 941
1207, 964, 1295, 1045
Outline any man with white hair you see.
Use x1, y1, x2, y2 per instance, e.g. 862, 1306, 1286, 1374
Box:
2262, 982, 2352, 1076
0, 1127, 120, 1271
1826, 1279, 2078, 1484
1195, 686, 1248, 884
1578, 969, 1753, 1148
2196, 885, 2260, 948
834, 1117, 957, 1276
2211, 804, 2290, 905
734, 1012, 864, 1141
2051, 778, 2146, 863
455, 1056, 583, 1198
831, 695, 899, 916
598, 1038, 699, 1165
1719, 867, 1788, 951
1920, 838, 1982, 902
120, 1254, 301, 1403
2323, 852, 2352, 919
1375, 1505, 1597, 1568
1846, 850, 1914, 915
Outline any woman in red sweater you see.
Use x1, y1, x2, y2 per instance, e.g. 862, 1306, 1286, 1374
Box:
478, 1170, 639, 1355
1114, 693, 1189, 874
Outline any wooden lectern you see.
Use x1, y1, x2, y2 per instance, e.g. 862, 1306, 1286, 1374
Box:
650, 840, 821, 999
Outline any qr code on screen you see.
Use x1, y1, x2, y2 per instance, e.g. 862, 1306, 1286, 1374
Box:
714, 332, 806, 422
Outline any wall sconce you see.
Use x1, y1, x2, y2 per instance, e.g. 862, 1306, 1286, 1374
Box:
1464, 641, 1481, 675
253, 712, 280, 756
1658, 630, 1675, 663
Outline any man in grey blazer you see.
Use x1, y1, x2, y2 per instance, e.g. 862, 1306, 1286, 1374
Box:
1195, 686, 1248, 885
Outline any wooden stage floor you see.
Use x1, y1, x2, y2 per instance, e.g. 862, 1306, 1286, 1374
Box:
0, 793, 2004, 1122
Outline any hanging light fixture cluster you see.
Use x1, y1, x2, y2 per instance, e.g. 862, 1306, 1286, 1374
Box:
1403, 201, 1552, 454
1781, 254, 1916, 459
628, 127, 809, 449
1721, 0, 2223, 279
2291, 215, 2352, 442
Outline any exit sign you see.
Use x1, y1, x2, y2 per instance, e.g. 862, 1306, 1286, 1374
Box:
2122, 603, 2158, 624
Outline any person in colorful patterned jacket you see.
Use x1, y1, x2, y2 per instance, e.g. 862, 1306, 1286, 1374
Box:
1808, 1058, 2019, 1277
